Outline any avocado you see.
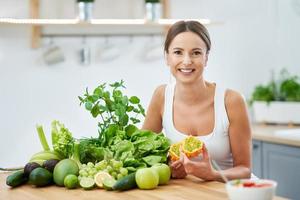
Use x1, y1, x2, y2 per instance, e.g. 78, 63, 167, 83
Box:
29, 167, 53, 187
6, 170, 28, 188
42, 159, 59, 172
24, 162, 41, 177
112, 172, 137, 191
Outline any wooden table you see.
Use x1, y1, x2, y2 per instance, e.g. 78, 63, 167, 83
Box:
0, 172, 287, 200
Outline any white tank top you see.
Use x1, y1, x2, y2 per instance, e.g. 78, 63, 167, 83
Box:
162, 82, 233, 170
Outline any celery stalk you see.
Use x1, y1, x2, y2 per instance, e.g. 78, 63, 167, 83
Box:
36, 125, 50, 151
71, 141, 82, 168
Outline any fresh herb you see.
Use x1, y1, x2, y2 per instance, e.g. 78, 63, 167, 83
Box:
77, 0, 94, 3
280, 76, 300, 101
250, 84, 275, 105
250, 69, 300, 104
77, 81, 170, 169
145, 0, 160, 3
78, 80, 145, 135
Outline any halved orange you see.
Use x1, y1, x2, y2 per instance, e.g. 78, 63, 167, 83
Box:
182, 136, 203, 158
168, 142, 181, 161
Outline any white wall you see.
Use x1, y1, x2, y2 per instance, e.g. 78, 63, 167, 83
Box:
0, 0, 299, 167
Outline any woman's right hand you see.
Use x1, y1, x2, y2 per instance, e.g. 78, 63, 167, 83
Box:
169, 159, 187, 179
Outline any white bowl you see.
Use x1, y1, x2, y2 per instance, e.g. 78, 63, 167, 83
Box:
226, 179, 277, 200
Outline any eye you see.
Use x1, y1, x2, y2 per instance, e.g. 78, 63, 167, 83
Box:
173, 50, 182, 55
192, 51, 202, 56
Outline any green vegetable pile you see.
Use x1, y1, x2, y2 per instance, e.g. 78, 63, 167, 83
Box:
37, 80, 170, 173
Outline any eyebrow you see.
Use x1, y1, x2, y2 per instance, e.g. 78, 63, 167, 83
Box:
172, 47, 204, 51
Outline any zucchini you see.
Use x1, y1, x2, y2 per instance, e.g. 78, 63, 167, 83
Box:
112, 172, 137, 191
6, 170, 28, 187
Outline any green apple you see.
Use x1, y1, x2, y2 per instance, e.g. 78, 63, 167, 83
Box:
135, 168, 159, 189
151, 163, 171, 185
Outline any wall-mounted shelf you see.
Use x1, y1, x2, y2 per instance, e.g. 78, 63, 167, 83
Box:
0, 0, 216, 48
0, 18, 212, 36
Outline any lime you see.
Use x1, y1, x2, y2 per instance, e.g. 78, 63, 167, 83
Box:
102, 177, 117, 191
64, 174, 78, 189
94, 171, 113, 188
79, 177, 95, 190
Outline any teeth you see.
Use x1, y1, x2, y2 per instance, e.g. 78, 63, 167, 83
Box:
179, 69, 193, 73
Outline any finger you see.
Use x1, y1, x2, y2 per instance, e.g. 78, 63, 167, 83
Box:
179, 146, 185, 162
202, 143, 210, 161
171, 160, 183, 169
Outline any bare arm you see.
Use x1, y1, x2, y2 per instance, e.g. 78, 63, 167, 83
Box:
142, 85, 166, 133
217, 90, 252, 181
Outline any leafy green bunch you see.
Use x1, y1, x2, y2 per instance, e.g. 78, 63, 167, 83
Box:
250, 69, 300, 104
78, 124, 170, 171
145, 0, 160, 3
77, 0, 94, 3
78, 80, 145, 135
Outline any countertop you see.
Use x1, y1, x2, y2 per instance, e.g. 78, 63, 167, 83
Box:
0, 172, 286, 200
252, 124, 300, 147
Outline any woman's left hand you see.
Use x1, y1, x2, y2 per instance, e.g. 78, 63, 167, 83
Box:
181, 144, 217, 181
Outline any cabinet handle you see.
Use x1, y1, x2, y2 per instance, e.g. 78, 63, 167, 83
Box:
253, 144, 259, 149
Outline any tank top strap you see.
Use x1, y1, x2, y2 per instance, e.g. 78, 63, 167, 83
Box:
163, 82, 175, 125
214, 85, 230, 132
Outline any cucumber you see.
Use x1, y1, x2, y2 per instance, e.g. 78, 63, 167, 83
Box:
112, 172, 137, 191
6, 170, 28, 188
29, 167, 53, 187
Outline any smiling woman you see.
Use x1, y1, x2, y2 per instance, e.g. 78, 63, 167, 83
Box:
142, 20, 252, 182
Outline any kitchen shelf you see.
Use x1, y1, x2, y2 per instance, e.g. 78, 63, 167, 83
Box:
0, 0, 217, 48
0, 18, 212, 36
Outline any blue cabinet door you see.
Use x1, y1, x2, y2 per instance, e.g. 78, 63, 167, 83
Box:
252, 140, 263, 178
263, 142, 300, 200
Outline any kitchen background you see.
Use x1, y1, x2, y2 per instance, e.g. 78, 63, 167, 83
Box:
0, 0, 299, 170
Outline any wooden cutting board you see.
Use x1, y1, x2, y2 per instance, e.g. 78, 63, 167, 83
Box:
0, 172, 286, 200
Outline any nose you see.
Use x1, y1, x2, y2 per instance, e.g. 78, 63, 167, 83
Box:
182, 53, 192, 65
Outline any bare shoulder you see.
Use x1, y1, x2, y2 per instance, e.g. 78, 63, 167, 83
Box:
142, 84, 166, 132
153, 84, 166, 96
225, 89, 245, 107
224, 89, 248, 120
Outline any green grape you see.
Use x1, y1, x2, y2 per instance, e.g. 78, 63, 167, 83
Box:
120, 167, 128, 176
111, 171, 118, 179
117, 174, 123, 180
79, 169, 86, 176
112, 161, 123, 169
100, 161, 108, 170
87, 162, 94, 168
81, 164, 87, 168
91, 168, 97, 175
106, 165, 113, 173
95, 163, 101, 170
109, 159, 116, 165
82, 171, 88, 177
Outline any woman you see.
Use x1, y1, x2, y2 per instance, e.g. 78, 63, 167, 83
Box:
142, 20, 252, 182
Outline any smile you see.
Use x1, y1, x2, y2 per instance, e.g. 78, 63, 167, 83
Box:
178, 68, 195, 74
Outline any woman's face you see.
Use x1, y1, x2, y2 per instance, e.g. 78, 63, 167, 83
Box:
166, 31, 208, 84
